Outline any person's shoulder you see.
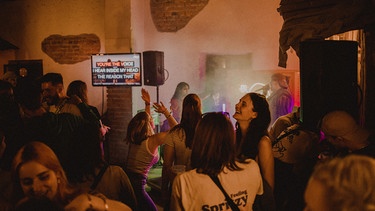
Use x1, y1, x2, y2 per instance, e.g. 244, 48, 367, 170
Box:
167, 126, 185, 137
238, 158, 258, 167
41, 111, 62, 122
89, 105, 101, 118
149, 131, 169, 146
259, 136, 272, 147
258, 136, 273, 155
279, 88, 293, 96
64, 102, 81, 109
107, 164, 123, 171
150, 131, 168, 140
174, 169, 207, 186
62, 101, 82, 114
170, 98, 181, 104
236, 159, 261, 174
105, 165, 130, 179
270, 117, 293, 130
57, 112, 84, 121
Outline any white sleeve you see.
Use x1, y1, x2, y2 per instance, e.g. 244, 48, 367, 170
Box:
169, 174, 184, 211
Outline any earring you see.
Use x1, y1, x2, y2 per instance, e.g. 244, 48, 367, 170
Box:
57, 178, 61, 184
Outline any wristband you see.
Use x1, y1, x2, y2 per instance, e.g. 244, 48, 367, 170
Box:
145, 102, 150, 106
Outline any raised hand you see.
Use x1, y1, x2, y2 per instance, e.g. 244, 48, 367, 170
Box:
153, 101, 168, 114
141, 88, 150, 104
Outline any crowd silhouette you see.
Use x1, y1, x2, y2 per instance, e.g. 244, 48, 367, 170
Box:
1, 74, 374, 211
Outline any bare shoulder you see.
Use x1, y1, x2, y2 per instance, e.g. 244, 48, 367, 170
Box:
258, 136, 272, 149
149, 131, 169, 149
150, 131, 168, 142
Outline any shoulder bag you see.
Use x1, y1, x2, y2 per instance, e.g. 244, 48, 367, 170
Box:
210, 175, 240, 211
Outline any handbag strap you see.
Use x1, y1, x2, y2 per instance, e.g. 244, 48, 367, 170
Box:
90, 163, 109, 190
273, 124, 301, 146
210, 175, 240, 211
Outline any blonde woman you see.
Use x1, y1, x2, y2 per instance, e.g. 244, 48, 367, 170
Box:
12, 141, 131, 210
304, 155, 375, 211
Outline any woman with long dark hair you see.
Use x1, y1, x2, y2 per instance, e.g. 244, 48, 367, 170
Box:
233, 92, 275, 211
233, 92, 274, 190
170, 112, 263, 210
161, 93, 202, 209
160, 82, 189, 132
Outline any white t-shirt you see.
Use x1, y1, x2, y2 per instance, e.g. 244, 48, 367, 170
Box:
170, 159, 263, 211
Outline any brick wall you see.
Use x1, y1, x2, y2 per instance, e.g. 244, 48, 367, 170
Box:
41, 34, 100, 64
103, 87, 133, 166
150, 0, 209, 32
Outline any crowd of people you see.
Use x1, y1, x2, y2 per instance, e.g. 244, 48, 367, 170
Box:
1, 71, 375, 211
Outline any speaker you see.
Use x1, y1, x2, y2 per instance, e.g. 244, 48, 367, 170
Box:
300, 40, 358, 131
143, 51, 165, 86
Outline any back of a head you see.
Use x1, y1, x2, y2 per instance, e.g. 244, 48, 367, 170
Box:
321, 110, 359, 138
40, 73, 63, 85
179, 93, 202, 148
191, 112, 236, 176
66, 80, 87, 103
172, 82, 189, 99
310, 155, 375, 210
271, 73, 289, 89
125, 111, 149, 145
181, 93, 202, 120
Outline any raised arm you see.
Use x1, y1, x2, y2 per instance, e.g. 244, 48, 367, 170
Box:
141, 88, 156, 130
258, 135, 275, 190
153, 101, 178, 130
141, 88, 151, 115
147, 102, 179, 153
